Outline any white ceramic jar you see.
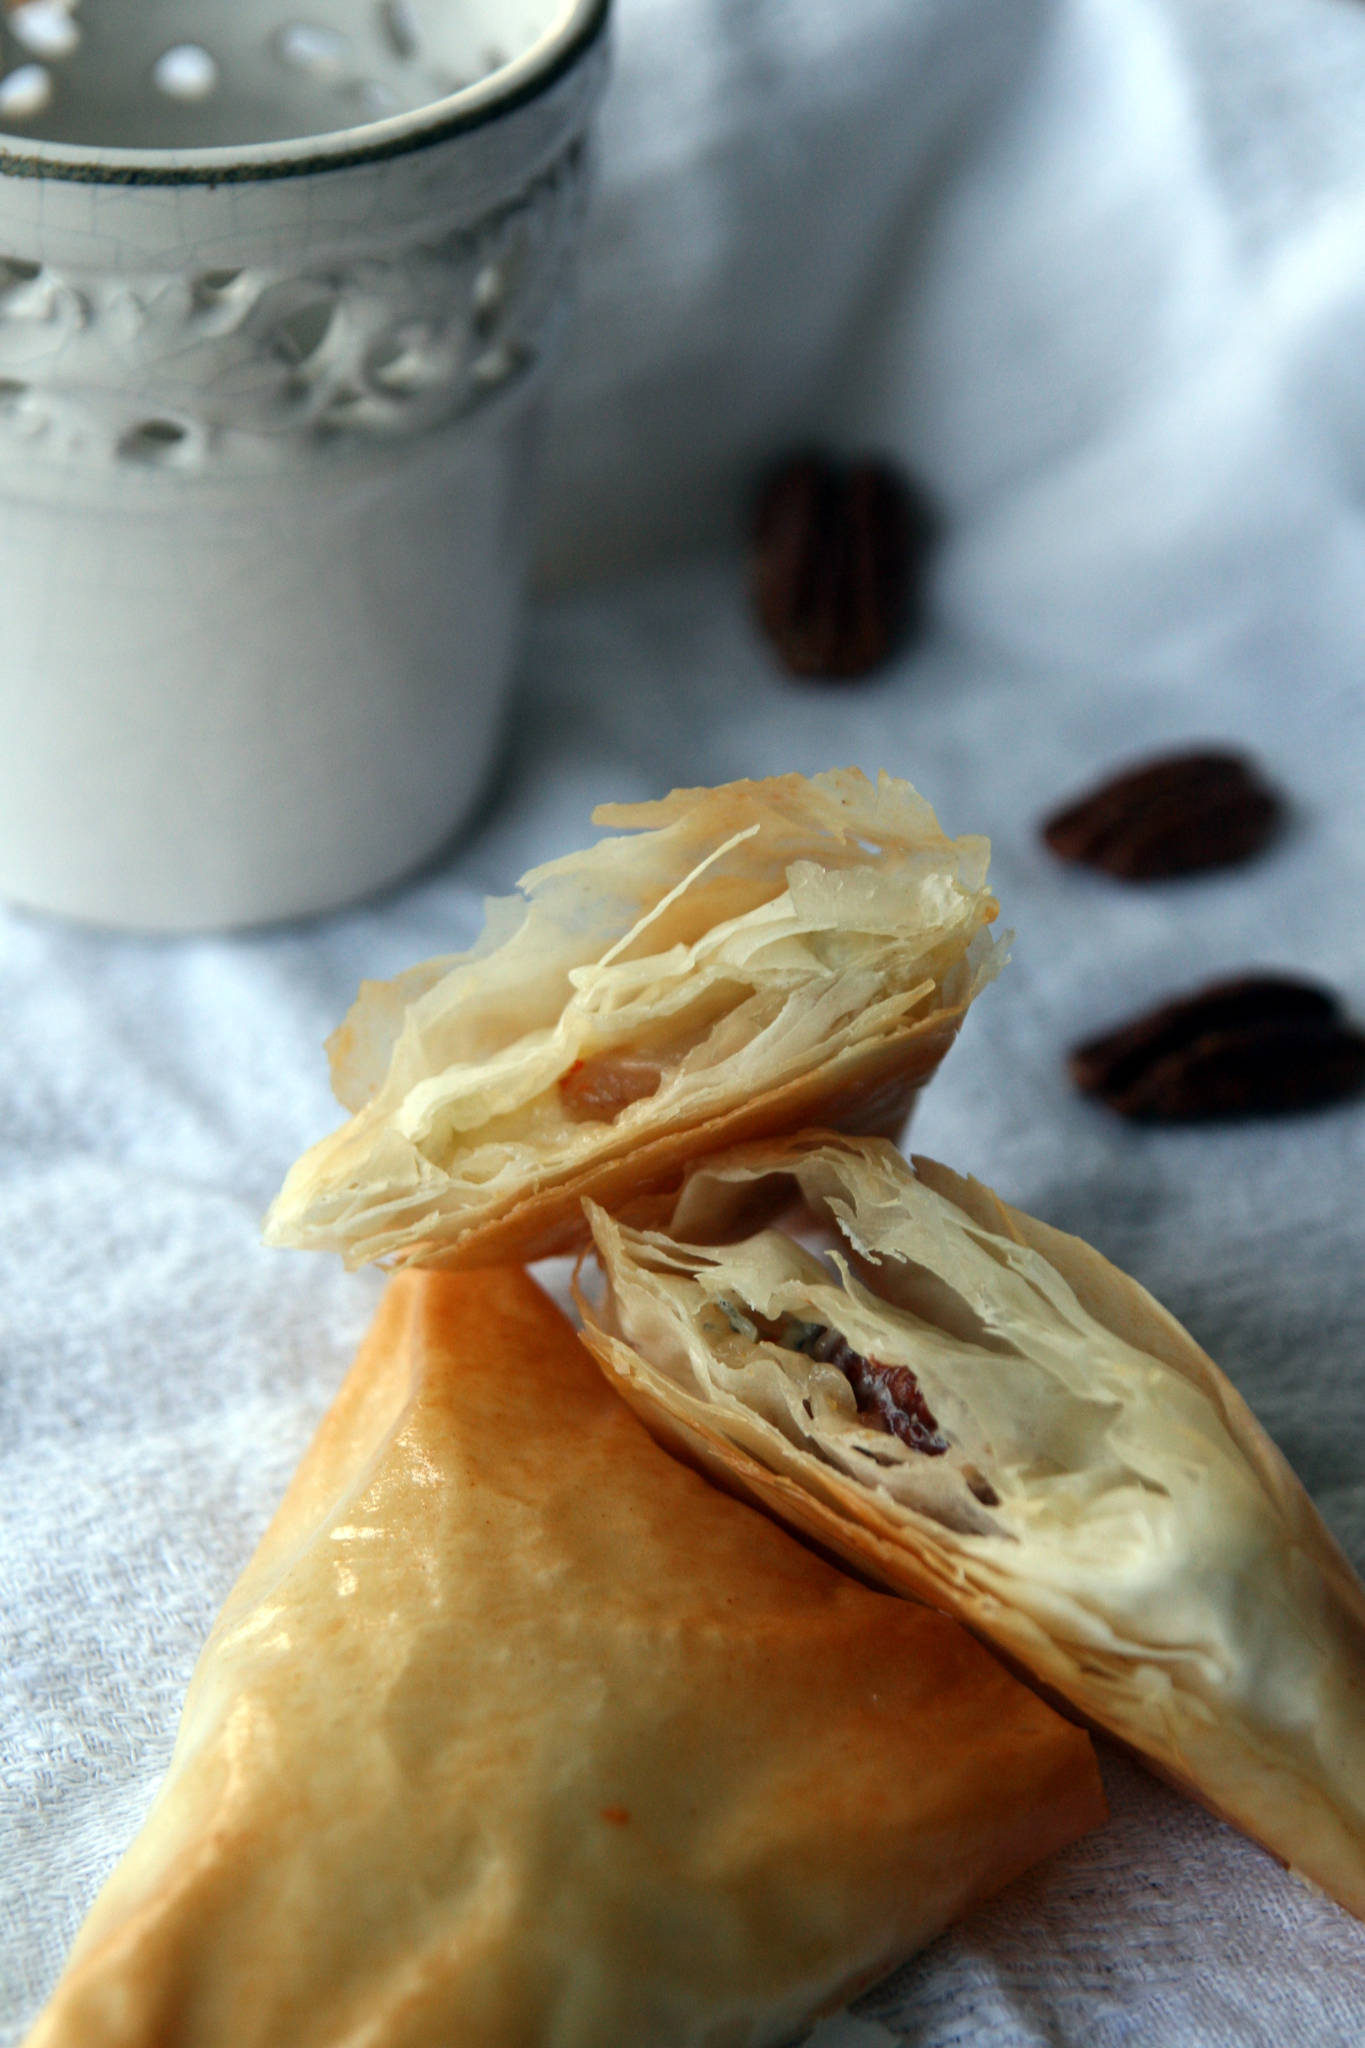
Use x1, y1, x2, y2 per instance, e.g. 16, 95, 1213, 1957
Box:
0, 0, 609, 929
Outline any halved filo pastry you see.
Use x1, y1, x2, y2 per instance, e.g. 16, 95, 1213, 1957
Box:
264, 770, 1003, 1269
24, 1267, 1104, 2048
579, 1134, 1365, 1920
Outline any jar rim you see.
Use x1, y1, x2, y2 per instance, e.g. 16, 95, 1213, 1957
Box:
0, 0, 609, 187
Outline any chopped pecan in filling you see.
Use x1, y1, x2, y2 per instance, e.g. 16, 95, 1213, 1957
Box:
737, 1308, 950, 1456
559, 1052, 664, 1121
812, 1330, 950, 1455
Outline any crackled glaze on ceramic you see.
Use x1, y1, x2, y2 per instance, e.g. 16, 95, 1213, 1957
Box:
0, 142, 586, 469
0, 1, 608, 929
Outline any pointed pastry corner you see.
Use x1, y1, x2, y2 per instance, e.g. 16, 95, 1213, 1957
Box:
581, 1133, 1365, 1923
263, 770, 1001, 1271
26, 1262, 1102, 2048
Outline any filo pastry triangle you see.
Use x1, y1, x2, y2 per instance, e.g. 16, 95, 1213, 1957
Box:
24, 1268, 1102, 2048
263, 770, 1003, 1270
579, 1135, 1365, 1920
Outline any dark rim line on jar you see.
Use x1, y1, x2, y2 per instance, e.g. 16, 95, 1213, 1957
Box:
0, 0, 611, 187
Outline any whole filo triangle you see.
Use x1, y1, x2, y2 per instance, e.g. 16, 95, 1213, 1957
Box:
26, 1265, 1102, 2048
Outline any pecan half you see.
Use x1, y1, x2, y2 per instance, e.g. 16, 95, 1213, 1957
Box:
1042, 749, 1283, 879
1070, 975, 1365, 1120
750, 452, 938, 680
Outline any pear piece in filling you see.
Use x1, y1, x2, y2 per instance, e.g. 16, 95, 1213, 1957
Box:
580, 1133, 1365, 1921
264, 770, 1003, 1269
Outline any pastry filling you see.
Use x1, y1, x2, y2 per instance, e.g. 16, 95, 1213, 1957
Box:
605, 1269, 1012, 1537
816, 1336, 949, 1456
713, 1303, 950, 1456
559, 1052, 665, 1121
778, 1319, 948, 1454
586, 1144, 1309, 1564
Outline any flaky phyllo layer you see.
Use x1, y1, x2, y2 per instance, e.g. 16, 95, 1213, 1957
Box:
265, 772, 1003, 1268
580, 1135, 1365, 1919
24, 1269, 1103, 2048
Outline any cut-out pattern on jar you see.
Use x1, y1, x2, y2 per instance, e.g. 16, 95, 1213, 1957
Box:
259, 284, 341, 369
0, 0, 558, 149
273, 23, 351, 79
151, 45, 219, 101
119, 416, 195, 465
0, 63, 53, 119
8, 4, 81, 62
366, 322, 448, 394
377, 0, 419, 62
191, 269, 253, 322
0, 257, 43, 292
0, 0, 609, 933
0, 138, 589, 469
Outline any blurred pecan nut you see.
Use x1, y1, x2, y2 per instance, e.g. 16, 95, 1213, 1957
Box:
1042, 751, 1282, 879
1071, 975, 1365, 1120
750, 453, 938, 679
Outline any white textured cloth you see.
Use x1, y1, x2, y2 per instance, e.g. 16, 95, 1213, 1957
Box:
7, 0, 1365, 2042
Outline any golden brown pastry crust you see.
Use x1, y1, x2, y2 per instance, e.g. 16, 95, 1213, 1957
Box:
579, 1134, 1365, 1921
264, 770, 1002, 1269
26, 1267, 1103, 2048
